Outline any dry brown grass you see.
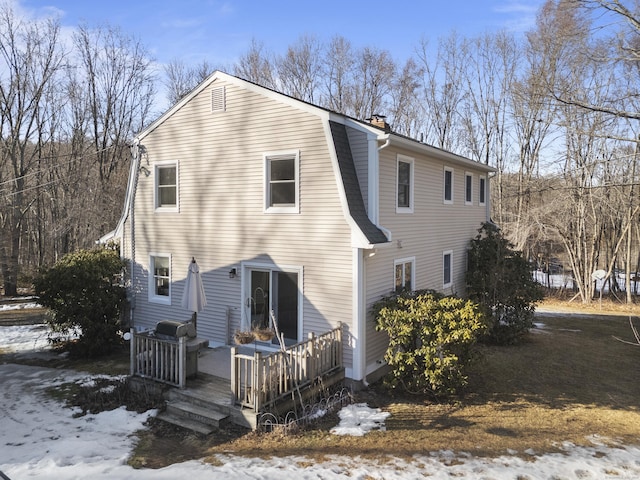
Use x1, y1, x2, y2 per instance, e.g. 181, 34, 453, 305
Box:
192, 304, 640, 465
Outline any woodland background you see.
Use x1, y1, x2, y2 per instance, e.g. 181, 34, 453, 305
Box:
1, 0, 638, 304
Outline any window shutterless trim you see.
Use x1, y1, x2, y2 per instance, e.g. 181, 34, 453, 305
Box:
154, 161, 179, 213
479, 175, 487, 206
443, 250, 453, 289
149, 253, 172, 305
465, 171, 473, 205
443, 166, 454, 204
396, 154, 414, 214
394, 256, 415, 292
264, 150, 300, 214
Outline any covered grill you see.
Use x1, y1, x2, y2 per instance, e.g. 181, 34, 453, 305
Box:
155, 320, 196, 340
153, 320, 206, 378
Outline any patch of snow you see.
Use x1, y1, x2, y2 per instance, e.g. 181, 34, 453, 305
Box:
330, 403, 390, 436
2, 320, 640, 479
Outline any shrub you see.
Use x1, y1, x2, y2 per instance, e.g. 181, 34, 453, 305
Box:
466, 222, 544, 345
34, 248, 127, 357
373, 289, 488, 398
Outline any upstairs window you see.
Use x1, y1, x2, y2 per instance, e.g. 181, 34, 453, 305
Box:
265, 151, 299, 213
479, 175, 486, 206
396, 155, 414, 213
465, 172, 473, 205
444, 167, 454, 204
150, 254, 171, 304
155, 162, 178, 212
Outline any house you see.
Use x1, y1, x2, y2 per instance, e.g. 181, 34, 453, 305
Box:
111, 71, 495, 386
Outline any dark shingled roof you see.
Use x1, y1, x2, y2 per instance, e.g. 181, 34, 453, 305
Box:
329, 120, 389, 246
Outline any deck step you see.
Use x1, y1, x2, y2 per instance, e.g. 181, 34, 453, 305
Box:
156, 411, 216, 435
164, 400, 230, 429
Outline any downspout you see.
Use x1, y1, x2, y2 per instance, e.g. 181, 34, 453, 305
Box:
128, 140, 142, 328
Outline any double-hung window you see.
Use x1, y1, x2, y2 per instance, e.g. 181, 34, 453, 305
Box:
265, 151, 299, 213
465, 172, 473, 205
479, 175, 486, 206
155, 162, 178, 212
444, 167, 454, 204
443, 250, 453, 289
150, 254, 171, 304
394, 257, 415, 293
396, 155, 414, 213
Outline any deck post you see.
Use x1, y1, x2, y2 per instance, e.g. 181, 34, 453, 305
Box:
178, 336, 186, 388
230, 346, 237, 402
129, 328, 135, 377
254, 351, 263, 412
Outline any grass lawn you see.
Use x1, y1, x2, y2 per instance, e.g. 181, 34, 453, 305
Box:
4, 301, 639, 467
127, 305, 640, 467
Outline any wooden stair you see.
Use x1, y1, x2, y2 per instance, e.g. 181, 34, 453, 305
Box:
157, 401, 229, 435
156, 372, 257, 433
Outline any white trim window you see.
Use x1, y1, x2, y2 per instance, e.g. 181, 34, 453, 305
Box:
465, 172, 473, 205
149, 254, 171, 304
394, 257, 415, 293
396, 154, 414, 213
444, 167, 454, 204
264, 150, 300, 213
479, 175, 487, 206
443, 250, 453, 289
154, 161, 179, 212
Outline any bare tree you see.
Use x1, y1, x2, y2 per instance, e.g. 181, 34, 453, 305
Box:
164, 58, 216, 105
322, 35, 355, 114
348, 46, 396, 121
275, 34, 323, 103
389, 58, 423, 138
0, 4, 65, 295
233, 38, 276, 88
416, 34, 467, 152
73, 24, 155, 185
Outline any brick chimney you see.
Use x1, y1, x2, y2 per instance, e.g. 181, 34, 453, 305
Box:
367, 114, 390, 133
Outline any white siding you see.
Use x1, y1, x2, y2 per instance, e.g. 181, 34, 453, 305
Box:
364, 146, 490, 367
128, 79, 355, 368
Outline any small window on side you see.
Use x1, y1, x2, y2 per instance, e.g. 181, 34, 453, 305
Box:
465, 172, 473, 205
479, 176, 486, 206
150, 254, 171, 304
443, 251, 453, 288
155, 162, 178, 212
394, 257, 415, 293
444, 167, 453, 204
396, 155, 414, 213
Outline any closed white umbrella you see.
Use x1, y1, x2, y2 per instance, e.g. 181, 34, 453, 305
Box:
181, 257, 207, 330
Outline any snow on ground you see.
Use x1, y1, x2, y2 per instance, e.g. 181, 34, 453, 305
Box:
2, 323, 640, 479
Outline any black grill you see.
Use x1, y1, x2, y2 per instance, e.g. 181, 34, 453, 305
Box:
154, 320, 196, 340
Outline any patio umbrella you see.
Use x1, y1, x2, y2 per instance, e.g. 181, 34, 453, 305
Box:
181, 257, 207, 330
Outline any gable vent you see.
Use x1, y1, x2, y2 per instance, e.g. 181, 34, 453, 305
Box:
211, 86, 226, 113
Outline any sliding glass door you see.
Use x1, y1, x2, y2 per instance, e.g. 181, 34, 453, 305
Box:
244, 266, 301, 343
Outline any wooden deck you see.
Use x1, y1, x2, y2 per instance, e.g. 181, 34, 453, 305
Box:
131, 325, 345, 431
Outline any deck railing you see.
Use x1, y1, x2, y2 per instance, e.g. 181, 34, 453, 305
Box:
130, 329, 187, 388
231, 324, 343, 412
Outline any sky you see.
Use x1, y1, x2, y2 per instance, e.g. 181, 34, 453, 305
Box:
2, 321, 640, 479
16, 0, 545, 69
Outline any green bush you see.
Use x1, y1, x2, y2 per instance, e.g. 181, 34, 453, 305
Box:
34, 248, 127, 358
373, 289, 488, 398
466, 222, 544, 345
